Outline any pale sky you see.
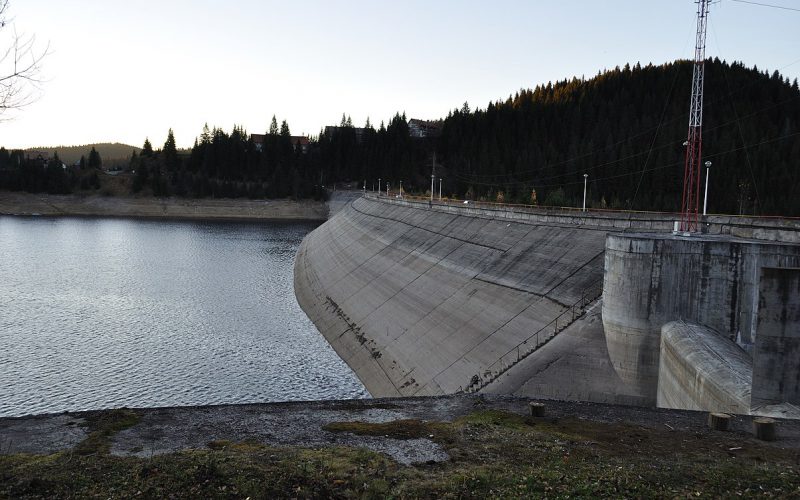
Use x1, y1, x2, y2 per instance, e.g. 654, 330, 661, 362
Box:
2, 0, 799, 149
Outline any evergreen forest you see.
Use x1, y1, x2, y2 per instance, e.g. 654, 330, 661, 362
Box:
1, 59, 798, 215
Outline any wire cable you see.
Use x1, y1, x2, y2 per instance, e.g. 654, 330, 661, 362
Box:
451, 58, 800, 184
452, 91, 800, 188
731, 0, 800, 12
711, 20, 764, 211
452, 130, 800, 190
629, 59, 685, 209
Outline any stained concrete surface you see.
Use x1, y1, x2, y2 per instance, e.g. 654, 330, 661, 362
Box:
658, 321, 752, 414
481, 301, 649, 406
603, 232, 800, 404
753, 267, 800, 407
295, 195, 608, 399
298, 196, 800, 405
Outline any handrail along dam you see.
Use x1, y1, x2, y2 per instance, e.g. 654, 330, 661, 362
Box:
295, 194, 800, 416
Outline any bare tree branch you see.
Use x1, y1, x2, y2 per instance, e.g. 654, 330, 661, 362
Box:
0, 0, 48, 120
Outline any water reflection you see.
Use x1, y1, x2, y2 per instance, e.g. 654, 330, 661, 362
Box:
0, 216, 367, 417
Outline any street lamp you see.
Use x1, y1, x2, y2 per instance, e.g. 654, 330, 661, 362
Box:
400, 180, 403, 198
703, 161, 712, 216
378, 178, 381, 196
386, 181, 389, 198
582, 174, 589, 212
431, 174, 435, 203
439, 177, 442, 201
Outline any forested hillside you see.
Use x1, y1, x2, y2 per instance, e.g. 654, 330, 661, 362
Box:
323, 59, 799, 215
23, 143, 141, 168
435, 59, 800, 215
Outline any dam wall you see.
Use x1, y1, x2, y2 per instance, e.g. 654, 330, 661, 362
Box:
295, 195, 613, 397
298, 193, 800, 404
383, 196, 800, 243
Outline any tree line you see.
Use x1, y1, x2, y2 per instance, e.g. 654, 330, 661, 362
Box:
0, 146, 103, 193
1, 59, 798, 215
319, 59, 799, 216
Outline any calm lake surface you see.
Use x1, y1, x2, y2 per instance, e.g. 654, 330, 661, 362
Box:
0, 216, 367, 417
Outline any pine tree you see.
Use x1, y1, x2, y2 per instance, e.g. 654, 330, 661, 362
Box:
141, 138, 153, 157
269, 116, 279, 135
87, 147, 102, 169
163, 128, 178, 171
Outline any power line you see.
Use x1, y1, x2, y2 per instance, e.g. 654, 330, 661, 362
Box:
452, 91, 800, 187
452, 58, 800, 183
730, 0, 800, 12
452, 130, 800, 190
630, 58, 685, 208
711, 22, 764, 211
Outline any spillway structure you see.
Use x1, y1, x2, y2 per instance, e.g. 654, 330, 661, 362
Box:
295, 194, 800, 416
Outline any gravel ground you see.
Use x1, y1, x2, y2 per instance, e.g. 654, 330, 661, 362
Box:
2, 395, 799, 465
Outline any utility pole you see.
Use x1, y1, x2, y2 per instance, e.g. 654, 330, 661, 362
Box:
431, 153, 436, 204
439, 178, 442, 201
703, 161, 711, 216
378, 178, 381, 197
386, 181, 389, 198
680, 0, 711, 232
400, 180, 403, 198
583, 174, 588, 212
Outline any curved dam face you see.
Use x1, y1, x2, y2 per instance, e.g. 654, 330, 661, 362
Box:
294, 196, 607, 397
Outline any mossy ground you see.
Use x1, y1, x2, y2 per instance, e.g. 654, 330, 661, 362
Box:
2, 409, 798, 498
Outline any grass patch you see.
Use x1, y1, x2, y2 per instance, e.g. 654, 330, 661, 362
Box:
74, 408, 140, 456
323, 419, 437, 440
2, 409, 799, 498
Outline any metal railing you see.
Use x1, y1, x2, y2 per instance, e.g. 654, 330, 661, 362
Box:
466, 278, 604, 393
367, 191, 800, 222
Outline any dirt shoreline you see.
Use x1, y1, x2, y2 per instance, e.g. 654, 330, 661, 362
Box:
2, 394, 799, 497
0, 191, 329, 221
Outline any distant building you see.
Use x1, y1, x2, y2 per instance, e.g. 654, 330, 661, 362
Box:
408, 119, 443, 139
26, 151, 49, 162
250, 134, 266, 151
324, 126, 369, 143
250, 134, 311, 153
290, 136, 310, 153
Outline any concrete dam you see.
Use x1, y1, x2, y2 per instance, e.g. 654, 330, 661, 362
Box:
294, 194, 800, 416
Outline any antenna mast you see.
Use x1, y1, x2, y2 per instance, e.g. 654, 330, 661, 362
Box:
680, 0, 711, 232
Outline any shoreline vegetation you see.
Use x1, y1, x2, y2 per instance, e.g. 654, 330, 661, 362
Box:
2, 396, 799, 498
0, 191, 328, 221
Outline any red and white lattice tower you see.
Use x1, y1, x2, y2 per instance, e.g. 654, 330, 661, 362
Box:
680, 0, 711, 232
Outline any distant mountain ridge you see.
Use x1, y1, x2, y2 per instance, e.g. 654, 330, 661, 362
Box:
22, 143, 140, 166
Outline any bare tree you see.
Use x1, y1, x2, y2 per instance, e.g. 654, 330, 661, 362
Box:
0, 0, 48, 119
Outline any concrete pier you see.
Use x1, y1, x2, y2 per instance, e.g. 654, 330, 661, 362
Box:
603, 233, 800, 403
752, 267, 800, 408
658, 320, 752, 413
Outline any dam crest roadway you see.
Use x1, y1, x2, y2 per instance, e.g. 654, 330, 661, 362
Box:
295, 192, 800, 418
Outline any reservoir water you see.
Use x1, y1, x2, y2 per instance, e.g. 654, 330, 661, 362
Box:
0, 216, 368, 418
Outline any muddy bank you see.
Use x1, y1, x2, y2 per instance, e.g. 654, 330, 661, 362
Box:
0, 192, 328, 221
